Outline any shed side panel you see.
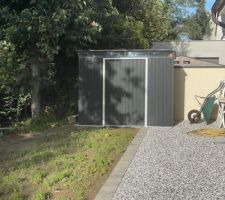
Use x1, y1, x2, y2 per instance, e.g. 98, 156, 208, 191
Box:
79, 57, 103, 125
148, 57, 174, 126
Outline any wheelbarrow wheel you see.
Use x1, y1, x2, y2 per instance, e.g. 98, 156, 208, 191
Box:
188, 110, 201, 123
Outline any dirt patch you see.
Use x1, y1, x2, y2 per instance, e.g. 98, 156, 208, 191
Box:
0, 133, 42, 153
0, 125, 77, 153
189, 128, 225, 137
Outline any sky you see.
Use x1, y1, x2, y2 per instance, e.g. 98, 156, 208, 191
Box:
205, 0, 214, 10
188, 0, 214, 15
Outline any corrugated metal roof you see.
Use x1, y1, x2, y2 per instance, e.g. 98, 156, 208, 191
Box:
174, 56, 225, 67
77, 49, 175, 58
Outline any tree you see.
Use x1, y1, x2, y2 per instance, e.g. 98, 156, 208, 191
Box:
163, 0, 184, 40
0, 0, 103, 119
141, 0, 170, 43
162, 0, 197, 40
185, 0, 211, 40
97, 15, 149, 49
109, 0, 170, 47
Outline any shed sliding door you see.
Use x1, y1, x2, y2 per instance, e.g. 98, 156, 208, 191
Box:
104, 58, 146, 126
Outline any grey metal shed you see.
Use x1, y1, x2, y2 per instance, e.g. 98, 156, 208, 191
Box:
78, 50, 174, 127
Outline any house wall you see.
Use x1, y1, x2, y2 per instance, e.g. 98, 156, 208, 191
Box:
152, 41, 225, 65
174, 67, 225, 121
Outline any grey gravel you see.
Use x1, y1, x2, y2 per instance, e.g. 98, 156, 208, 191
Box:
113, 121, 225, 200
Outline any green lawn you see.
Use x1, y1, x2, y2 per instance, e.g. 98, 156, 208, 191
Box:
0, 126, 137, 200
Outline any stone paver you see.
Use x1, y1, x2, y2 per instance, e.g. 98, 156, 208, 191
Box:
113, 121, 225, 200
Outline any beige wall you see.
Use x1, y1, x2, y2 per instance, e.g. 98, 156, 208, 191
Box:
152, 41, 225, 65
174, 67, 225, 121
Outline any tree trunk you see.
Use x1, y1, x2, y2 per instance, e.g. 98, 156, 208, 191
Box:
31, 62, 41, 119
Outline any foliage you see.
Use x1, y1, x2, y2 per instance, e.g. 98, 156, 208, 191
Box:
97, 15, 149, 49
185, 0, 211, 40
162, 0, 198, 40
111, 0, 169, 46
161, 0, 211, 40
1, 0, 101, 60
0, 40, 31, 126
0, 0, 103, 124
0, 127, 136, 199
14, 109, 66, 132
163, 0, 185, 40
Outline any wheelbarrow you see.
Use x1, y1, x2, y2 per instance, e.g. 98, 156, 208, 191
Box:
188, 81, 225, 124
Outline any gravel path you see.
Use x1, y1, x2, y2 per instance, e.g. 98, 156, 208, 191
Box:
113, 121, 225, 200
